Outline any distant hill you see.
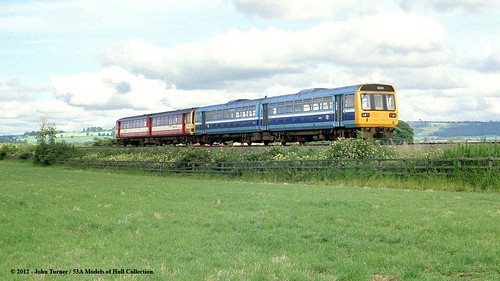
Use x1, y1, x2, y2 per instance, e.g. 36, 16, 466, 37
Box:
0, 129, 114, 145
408, 121, 500, 142
1, 122, 498, 144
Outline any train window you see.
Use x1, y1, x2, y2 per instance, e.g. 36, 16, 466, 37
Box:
235, 107, 241, 118
217, 110, 223, 120
223, 109, 229, 119
386, 95, 395, 110
323, 96, 332, 110
345, 95, 355, 108
361, 94, 371, 110
294, 100, 303, 112
303, 99, 312, 112
374, 94, 384, 110
285, 101, 294, 113
361, 94, 394, 110
269, 103, 277, 115
229, 108, 235, 118
313, 98, 322, 111
251, 108, 256, 117
277, 102, 285, 114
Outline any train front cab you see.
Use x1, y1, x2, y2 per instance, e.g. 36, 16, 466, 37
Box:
354, 84, 398, 138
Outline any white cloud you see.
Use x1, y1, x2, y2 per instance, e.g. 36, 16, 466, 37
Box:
0, 0, 206, 33
51, 66, 172, 110
103, 11, 448, 91
400, 0, 498, 12
231, 0, 379, 20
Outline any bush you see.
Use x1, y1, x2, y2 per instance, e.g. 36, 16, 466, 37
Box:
323, 138, 387, 159
440, 142, 499, 158
0, 144, 35, 160
33, 143, 80, 166
0, 148, 6, 160
92, 138, 118, 147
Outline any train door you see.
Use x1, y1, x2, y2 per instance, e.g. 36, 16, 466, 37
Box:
190, 109, 195, 134
181, 113, 187, 134
262, 103, 269, 130
115, 122, 121, 138
334, 95, 343, 127
201, 111, 207, 134
147, 118, 153, 136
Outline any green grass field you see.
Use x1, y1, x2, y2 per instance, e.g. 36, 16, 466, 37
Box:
1, 161, 499, 280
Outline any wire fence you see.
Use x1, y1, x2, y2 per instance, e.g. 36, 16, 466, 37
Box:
58, 157, 499, 177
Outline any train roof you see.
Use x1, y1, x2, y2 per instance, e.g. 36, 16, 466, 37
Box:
262, 84, 394, 103
116, 83, 394, 120
263, 85, 359, 103
116, 114, 150, 122
117, 108, 193, 122
149, 108, 192, 118
196, 98, 260, 111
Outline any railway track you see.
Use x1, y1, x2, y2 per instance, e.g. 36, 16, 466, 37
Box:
79, 140, 499, 152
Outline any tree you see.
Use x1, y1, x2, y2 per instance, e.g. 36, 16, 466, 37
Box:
35, 117, 57, 144
392, 120, 414, 144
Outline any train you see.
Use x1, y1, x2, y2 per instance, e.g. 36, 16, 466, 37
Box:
115, 83, 398, 146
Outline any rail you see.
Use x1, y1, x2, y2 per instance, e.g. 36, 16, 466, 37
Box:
58, 157, 499, 176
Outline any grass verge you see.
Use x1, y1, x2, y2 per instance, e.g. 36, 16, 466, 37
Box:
1, 161, 499, 280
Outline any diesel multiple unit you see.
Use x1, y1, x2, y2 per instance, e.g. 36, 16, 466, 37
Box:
115, 83, 398, 146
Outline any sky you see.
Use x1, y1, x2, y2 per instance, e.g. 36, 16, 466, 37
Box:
0, 0, 499, 135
